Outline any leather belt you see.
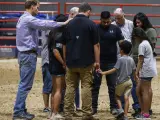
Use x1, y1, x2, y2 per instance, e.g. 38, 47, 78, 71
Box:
21, 49, 37, 55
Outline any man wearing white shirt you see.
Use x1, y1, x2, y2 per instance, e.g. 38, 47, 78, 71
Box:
112, 8, 140, 117
112, 8, 133, 42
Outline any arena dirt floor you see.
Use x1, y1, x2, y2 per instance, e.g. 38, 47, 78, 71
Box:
0, 58, 160, 120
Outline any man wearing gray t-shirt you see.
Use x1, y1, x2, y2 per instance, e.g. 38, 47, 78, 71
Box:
100, 41, 135, 120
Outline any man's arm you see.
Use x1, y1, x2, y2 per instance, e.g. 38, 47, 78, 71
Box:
28, 17, 72, 30
94, 43, 100, 69
116, 26, 124, 44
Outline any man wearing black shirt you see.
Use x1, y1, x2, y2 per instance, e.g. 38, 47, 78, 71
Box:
92, 11, 124, 115
62, 2, 100, 120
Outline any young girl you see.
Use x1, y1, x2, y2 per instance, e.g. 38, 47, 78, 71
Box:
132, 27, 157, 119
48, 14, 67, 120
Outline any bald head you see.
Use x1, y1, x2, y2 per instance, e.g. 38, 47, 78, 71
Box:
114, 8, 125, 25
69, 7, 79, 18
114, 8, 124, 15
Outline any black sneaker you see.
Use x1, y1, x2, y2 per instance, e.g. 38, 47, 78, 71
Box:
116, 109, 124, 118
13, 111, 35, 120
43, 107, 51, 112
132, 108, 141, 118
149, 109, 153, 115
92, 108, 97, 115
82, 115, 99, 120
110, 108, 118, 115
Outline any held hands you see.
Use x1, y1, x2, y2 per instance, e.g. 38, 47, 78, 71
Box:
94, 62, 100, 70
93, 63, 107, 75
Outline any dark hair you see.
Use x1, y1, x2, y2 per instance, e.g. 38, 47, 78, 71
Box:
55, 14, 67, 32
133, 12, 153, 30
79, 2, 91, 13
101, 11, 111, 19
119, 41, 132, 54
55, 14, 68, 22
25, 0, 39, 9
48, 14, 67, 52
132, 27, 154, 51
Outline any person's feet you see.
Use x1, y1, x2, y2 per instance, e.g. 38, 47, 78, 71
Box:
149, 109, 153, 115
13, 111, 35, 120
92, 108, 97, 115
50, 113, 64, 120
136, 113, 151, 120
132, 108, 141, 118
110, 108, 118, 115
73, 112, 82, 117
115, 109, 124, 118
82, 115, 99, 120
123, 116, 129, 120
43, 107, 51, 112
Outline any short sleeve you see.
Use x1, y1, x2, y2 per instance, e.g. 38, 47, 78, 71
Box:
132, 58, 136, 70
146, 28, 157, 44
138, 44, 145, 56
114, 59, 121, 70
91, 23, 99, 45
116, 27, 124, 41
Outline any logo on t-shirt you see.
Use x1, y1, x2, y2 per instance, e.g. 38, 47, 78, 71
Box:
76, 36, 79, 39
56, 43, 62, 48
110, 30, 114, 33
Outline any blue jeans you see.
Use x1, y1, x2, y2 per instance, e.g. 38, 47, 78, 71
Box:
13, 52, 37, 115
92, 63, 117, 110
121, 74, 140, 110
42, 63, 52, 94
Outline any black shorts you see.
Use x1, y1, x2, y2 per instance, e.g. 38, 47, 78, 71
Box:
140, 77, 153, 81
49, 64, 65, 76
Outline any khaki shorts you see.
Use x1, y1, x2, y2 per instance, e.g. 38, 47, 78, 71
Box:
115, 79, 132, 97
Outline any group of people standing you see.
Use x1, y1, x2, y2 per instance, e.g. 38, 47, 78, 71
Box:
13, 0, 157, 120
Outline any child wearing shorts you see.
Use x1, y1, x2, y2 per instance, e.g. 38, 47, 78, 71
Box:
100, 41, 136, 120
133, 27, 157, 120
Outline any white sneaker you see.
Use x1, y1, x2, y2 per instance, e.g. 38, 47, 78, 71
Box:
47, 111, 52, 119
50, 113, 64, 120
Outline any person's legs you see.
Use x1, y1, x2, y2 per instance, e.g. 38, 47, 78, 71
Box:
136, 80, 143, 113
79, 65, 93, 118
92, 70, 102, 114
13, 53, 37, 119
116, 95, 122, 109
64, 68, 79, 119
124, 95, 129, 117
130, 74, 140, 110
141, 79, 151, 114
43, 94, 50, 111
149, 86, 153, 114
50, 75, 65, 119
42, 63, 52, 112
116, 80, 132, 120
105, 63, 117, 112
59, 88, 65, 113
75, 80, 80, 109
52, 76, 64, 113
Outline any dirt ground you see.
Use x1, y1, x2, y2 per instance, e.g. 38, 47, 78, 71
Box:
0, 58, 160, 120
